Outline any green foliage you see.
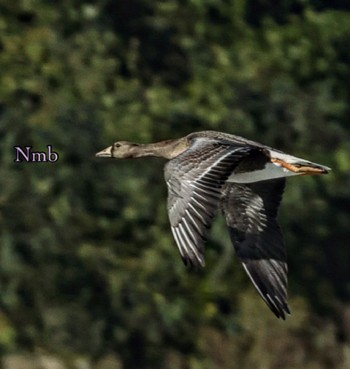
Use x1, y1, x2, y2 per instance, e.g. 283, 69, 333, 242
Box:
0, 0, 350, 368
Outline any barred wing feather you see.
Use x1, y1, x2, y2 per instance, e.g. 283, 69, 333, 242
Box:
165, 137, 257, 268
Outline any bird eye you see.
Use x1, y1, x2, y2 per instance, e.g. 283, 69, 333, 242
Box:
114, 143, 121, 148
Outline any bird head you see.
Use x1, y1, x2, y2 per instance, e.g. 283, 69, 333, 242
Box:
96, 141, 140, 159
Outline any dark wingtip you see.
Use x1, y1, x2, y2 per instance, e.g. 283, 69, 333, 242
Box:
182, 255, 205, 270
270, 301, 291, 320
277, 308, 291, 320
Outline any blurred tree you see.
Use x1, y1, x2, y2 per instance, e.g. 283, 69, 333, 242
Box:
0, 0, 349, 368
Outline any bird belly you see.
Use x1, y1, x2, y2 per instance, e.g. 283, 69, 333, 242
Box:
228, 161, 299, 183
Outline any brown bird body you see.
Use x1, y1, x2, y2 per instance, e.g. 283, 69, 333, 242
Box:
96, 131, 330, 319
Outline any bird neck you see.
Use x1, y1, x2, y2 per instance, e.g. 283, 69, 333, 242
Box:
133, 138, 189, 159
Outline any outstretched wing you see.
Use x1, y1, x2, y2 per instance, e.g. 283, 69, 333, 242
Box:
165, 137, 258, 268
221, 178, 290, 319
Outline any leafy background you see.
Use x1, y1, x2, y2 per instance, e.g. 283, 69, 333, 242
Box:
0, 0, 350, 368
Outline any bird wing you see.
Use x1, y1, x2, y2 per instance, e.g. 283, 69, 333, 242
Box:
164, 137, 258, 268
221, 178, 290, 319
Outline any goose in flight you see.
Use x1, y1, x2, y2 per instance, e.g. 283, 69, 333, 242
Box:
96, 131, 330, 319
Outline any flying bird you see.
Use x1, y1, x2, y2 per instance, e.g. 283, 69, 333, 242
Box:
96, 131, 330, 319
